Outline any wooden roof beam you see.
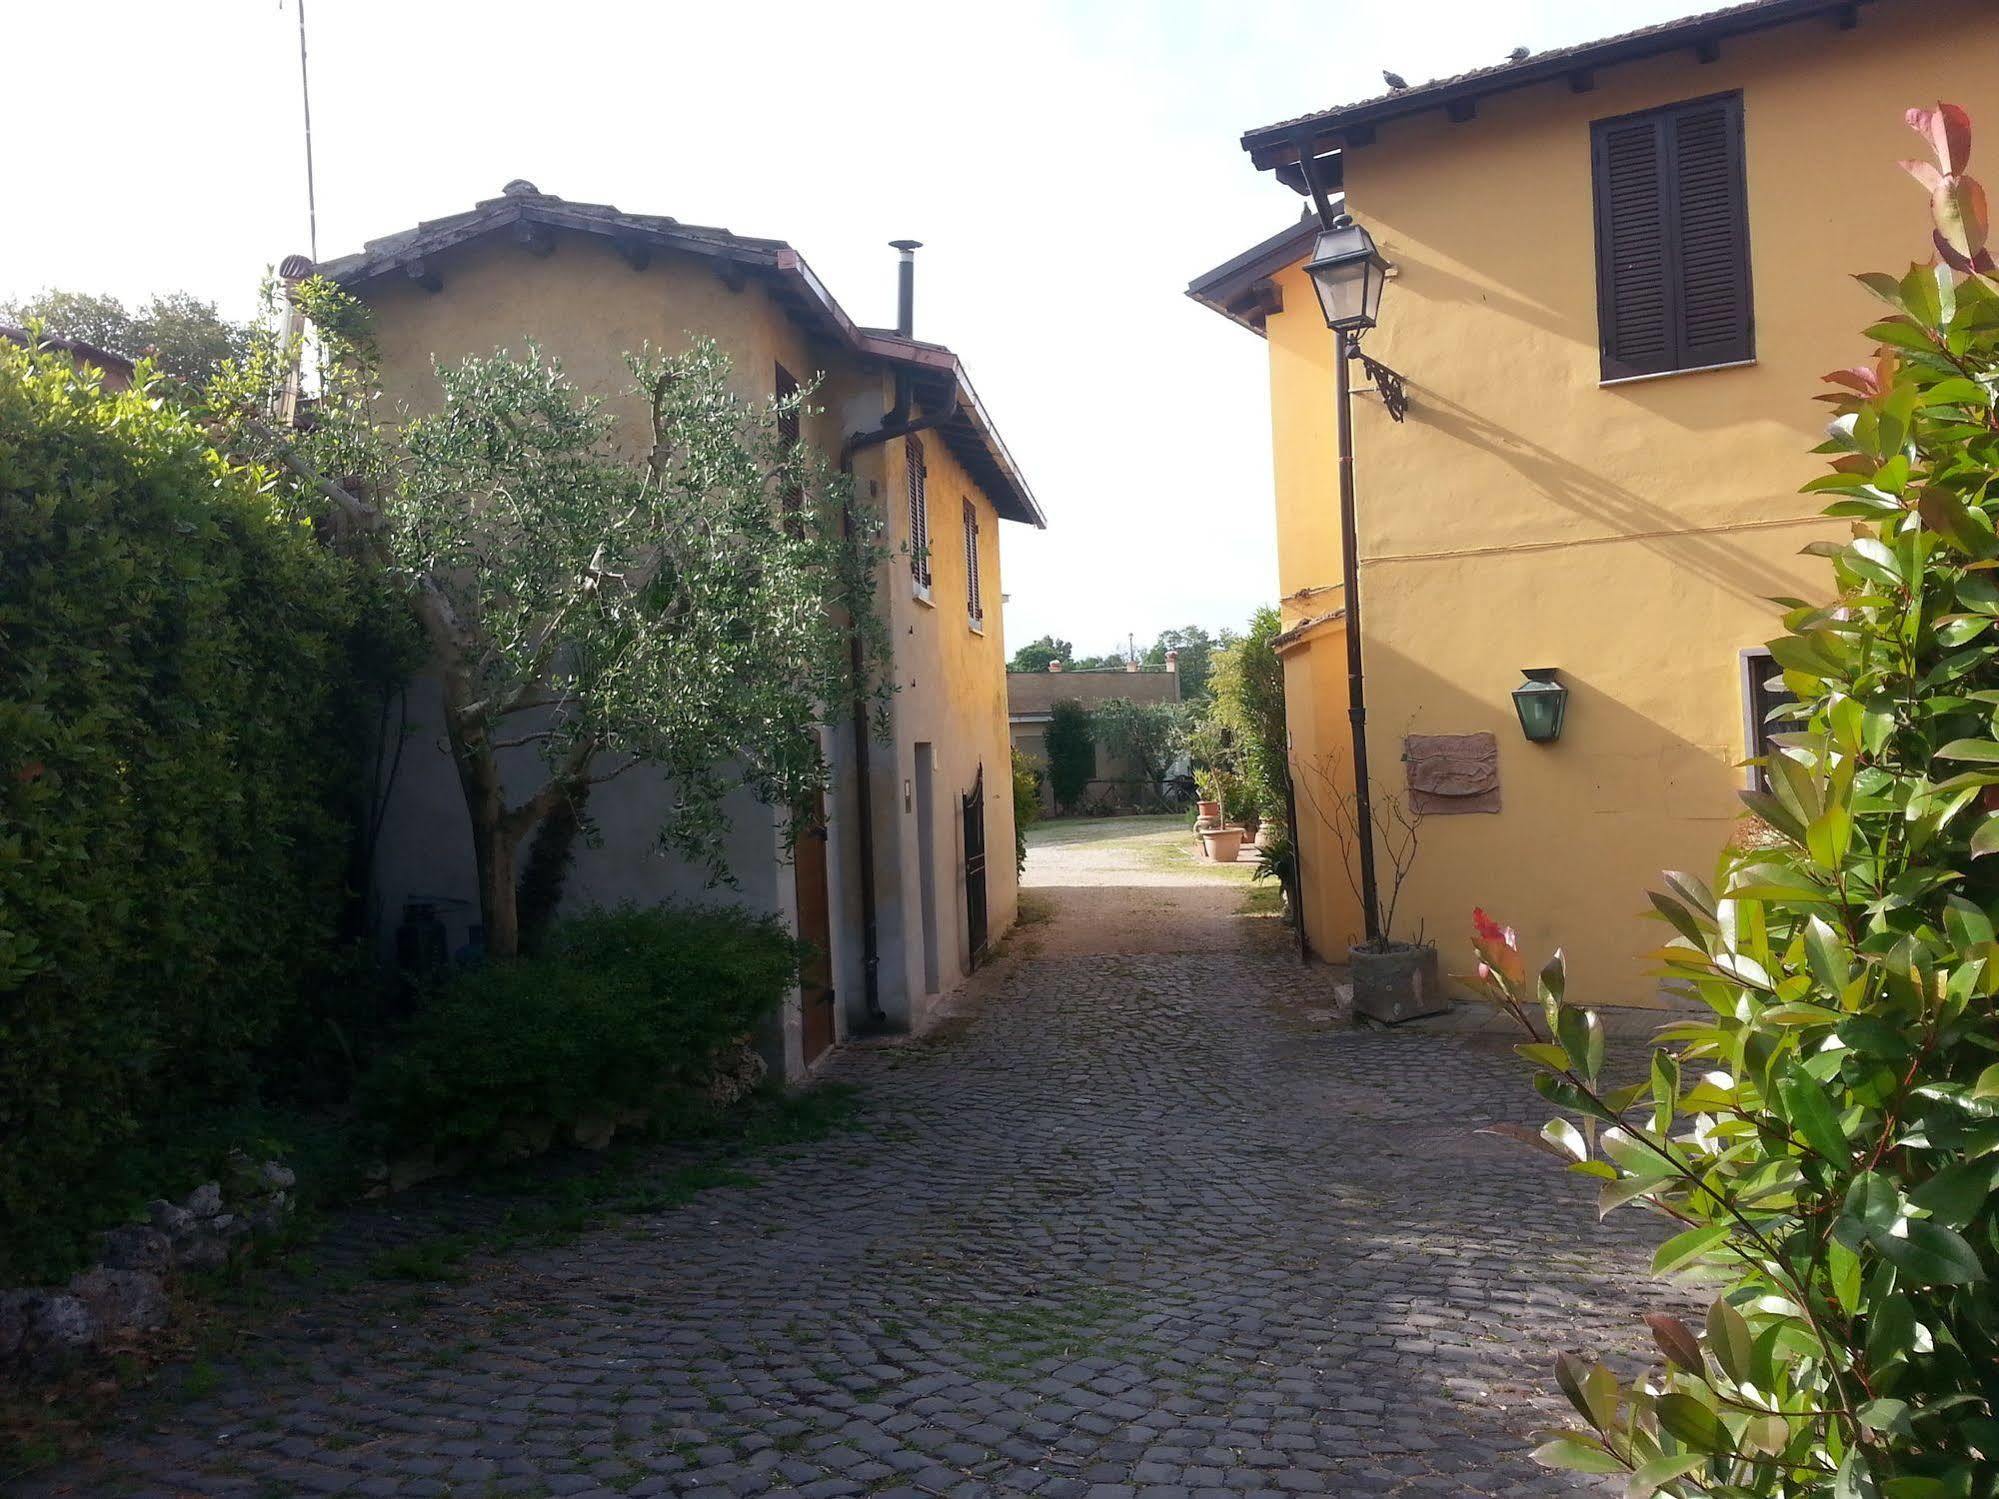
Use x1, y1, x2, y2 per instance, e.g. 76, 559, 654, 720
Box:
514, 220, 555, 257
614, 235, 651, 272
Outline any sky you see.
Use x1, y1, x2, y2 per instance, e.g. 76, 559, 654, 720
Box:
6, 0, 1718, 660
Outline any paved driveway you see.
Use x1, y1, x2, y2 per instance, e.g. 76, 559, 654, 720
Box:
25, 827, 1661, 1498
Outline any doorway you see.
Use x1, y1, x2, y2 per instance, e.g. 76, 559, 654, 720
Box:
794, 791, 836, 1066
963, 764, 988, 967
914, 745, 941, 995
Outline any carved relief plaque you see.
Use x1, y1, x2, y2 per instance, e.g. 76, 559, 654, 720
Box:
1404, 732, 1500, 815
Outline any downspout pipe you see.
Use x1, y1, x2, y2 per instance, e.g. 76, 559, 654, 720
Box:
838, 387, 959, 1032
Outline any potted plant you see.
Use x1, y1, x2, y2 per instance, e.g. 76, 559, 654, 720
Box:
1193, 764, 1242, 859
1298, 759, 1442, 1023
1250, 828, 1297, 923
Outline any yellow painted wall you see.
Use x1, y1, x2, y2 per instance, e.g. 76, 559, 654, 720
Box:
882, 423, 1019, 1016
1262, 0, 1999, 1002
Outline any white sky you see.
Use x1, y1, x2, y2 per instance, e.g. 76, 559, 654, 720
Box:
6, 0, 1712, 658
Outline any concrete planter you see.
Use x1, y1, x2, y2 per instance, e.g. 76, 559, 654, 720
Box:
1349, 940, 1446, 1024
1199, 826, 1244, 864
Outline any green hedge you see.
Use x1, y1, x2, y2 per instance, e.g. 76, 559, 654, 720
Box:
0, 343, 405, 1282
356, 906, 802, 1159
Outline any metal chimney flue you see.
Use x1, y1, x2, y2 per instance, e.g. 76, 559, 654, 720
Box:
889, 240, 922, 337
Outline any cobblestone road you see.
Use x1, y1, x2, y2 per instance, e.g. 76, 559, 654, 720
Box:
27, 933, 1664, 1499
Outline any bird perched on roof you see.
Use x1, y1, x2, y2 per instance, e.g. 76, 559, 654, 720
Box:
1508, 46, 1531, 62
1382, 69, 1410, 90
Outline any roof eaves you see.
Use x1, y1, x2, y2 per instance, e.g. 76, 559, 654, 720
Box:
1241, 0, 1871, 167
0, 324, 138, 376
1185, 215, 1321, 335
320, 191, 1046, 531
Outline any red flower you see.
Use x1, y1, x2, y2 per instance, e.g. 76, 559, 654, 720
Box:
1470, 907, 1525, 990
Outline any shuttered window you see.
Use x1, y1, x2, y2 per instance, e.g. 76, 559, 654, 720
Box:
962, 499, 984, 627
1741, 648, 1798, 792
1591, 92, 1753, 381
906, 436, 931, 589
775, 363, 803, 535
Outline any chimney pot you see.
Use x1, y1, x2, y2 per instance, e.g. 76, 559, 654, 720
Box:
889, 239, 922, 338
1166, 650, 1180, 671
1125, 660, 1139, 672
1047, 660, 1063, 673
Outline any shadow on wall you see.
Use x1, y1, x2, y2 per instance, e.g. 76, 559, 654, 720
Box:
1373, 372, 1823, 611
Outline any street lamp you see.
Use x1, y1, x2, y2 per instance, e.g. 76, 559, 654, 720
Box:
1303, 215, 1389, 333
1307, 212, 1408, 949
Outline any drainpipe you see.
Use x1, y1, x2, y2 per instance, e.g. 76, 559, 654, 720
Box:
839, 238, 948, 1031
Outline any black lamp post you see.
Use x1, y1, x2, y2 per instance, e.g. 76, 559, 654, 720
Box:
1301, 213, 1407, 947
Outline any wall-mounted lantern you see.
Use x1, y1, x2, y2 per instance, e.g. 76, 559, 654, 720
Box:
1512, 668, 1569, 743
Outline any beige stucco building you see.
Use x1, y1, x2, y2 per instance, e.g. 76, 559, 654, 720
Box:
322, 182, 1043, 1075
1193, 0, 1998, 1005
1008, 664, 1184, 813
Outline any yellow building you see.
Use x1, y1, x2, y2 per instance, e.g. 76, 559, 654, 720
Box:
322, 183, 1043, 1073
1192, 0, 1999, 1005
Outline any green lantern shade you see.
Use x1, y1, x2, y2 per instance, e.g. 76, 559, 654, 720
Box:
1512, 667, 1568, 743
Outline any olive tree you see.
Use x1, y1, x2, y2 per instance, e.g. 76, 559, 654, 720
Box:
212, 284, 891, 959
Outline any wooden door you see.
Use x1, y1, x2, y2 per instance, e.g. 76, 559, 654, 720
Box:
795, 795, 836, 1065
962, 765, 988, 969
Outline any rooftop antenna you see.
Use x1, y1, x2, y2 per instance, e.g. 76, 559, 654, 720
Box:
288, 0, 319, 262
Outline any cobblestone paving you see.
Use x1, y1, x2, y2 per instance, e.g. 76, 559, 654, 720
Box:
25, 949, 1664, 1498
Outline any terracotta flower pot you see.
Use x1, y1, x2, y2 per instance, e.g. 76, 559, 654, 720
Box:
1194, 800, 1223, 842
1199, 826, 1244, 864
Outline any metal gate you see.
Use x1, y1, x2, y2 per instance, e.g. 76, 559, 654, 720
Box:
962, 764, 989, 968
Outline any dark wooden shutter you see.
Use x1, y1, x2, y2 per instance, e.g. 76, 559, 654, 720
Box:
775, 363, 803, 534
1592, 92, 1752, 381
1745, 650, 1797, 792
962, 500, 983, 624
906, 436, 930, 587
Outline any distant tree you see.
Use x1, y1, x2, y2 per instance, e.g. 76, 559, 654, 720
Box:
1070, 652, 1127, 671
1009, 748, 1041, 873
1142, 625, 1221, 699
1092, 698, 1186, 794
1207, 607, 1288, 818
0, 287, 250, 383
1008, 635, 1072, 674
1043, 699, 1095, 815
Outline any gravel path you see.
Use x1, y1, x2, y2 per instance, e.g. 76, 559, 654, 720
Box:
1015, 817, 1275, 960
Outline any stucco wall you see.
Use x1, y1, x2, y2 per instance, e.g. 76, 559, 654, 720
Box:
1262, 0, 1999, 1003
873, 427, 1018, 1030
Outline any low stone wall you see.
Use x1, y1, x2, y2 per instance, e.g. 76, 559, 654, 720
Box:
1, 1152, 295, 1371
